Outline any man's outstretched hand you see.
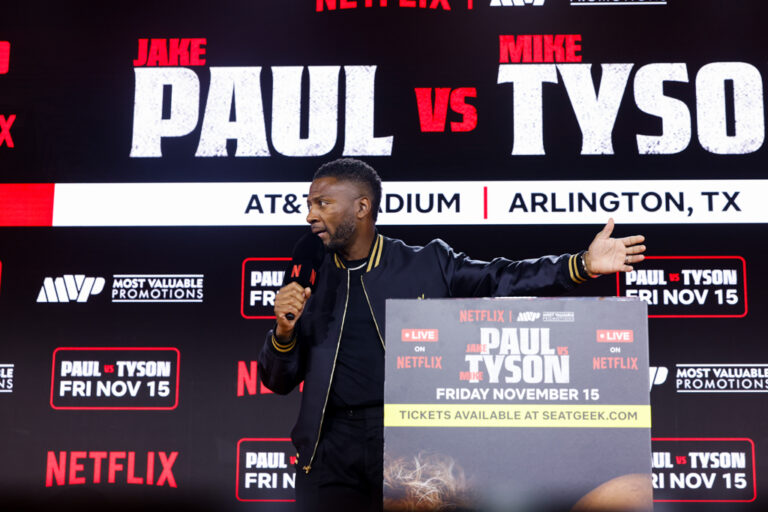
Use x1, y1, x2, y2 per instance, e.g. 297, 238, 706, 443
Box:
585, 218, 646, 275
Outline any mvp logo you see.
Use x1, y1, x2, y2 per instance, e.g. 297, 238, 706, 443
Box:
37, 275, 106, 303
516, 312, 541, 322
596, 329, 634, 343
649, 366, 668, 390
401, 329, 439, 342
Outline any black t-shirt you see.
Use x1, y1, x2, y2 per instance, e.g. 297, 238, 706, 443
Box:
328, 259, 385, 409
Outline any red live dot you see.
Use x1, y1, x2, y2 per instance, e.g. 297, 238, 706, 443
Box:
0, 41, 9, 74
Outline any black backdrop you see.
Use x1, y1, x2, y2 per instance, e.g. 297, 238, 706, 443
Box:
0, 1, 766, 510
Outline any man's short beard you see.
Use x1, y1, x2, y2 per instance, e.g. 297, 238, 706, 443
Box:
324, 216, 356, 253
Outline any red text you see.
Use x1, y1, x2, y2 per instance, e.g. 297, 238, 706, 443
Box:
499, 35, 582, 63
317, 0, 453, 11
0, 114, 15, 148
415, 88, 477, 132
45, 451, 178, 487
133, 38, 206, 67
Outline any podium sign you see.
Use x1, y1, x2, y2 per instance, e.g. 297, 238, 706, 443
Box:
384, 297, 652, 511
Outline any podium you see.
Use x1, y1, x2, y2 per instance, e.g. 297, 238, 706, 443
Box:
384, 297, 652, 511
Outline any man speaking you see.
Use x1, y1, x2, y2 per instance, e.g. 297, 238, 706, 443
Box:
258, 158, 646, 512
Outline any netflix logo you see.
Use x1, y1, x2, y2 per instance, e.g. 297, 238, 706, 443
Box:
596, 329, 634, 343
237, 360, 304, 396
45, 450, 178, 487
316, 0, 461, 12
401, 329, 439, 342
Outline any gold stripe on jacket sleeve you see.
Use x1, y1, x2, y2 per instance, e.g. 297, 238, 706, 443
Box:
272, 333, 297, 353
569, 254, 587, 284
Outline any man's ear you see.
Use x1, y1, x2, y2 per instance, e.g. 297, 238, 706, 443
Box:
356, 196, 372, 219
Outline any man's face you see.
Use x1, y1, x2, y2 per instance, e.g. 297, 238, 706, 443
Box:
306, 177, 362, 253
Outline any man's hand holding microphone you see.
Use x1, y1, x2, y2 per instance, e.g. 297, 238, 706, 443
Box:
274, 283, 311, 342
273, 231, 326, 345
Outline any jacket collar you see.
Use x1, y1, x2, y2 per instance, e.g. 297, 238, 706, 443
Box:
332, 233, 384, 273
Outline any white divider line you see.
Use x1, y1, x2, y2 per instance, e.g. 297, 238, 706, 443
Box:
50, 180, 768, 226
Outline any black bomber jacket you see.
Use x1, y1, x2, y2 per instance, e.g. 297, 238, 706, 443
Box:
257, 234, 589, 473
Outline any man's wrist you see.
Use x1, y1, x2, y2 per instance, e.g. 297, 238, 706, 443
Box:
580, 250, 597, 278
274, 324, 294, 343
272, 324, 297, 353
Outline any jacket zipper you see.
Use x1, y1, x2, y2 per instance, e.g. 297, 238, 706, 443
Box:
360, 275, 385, 351
302, 269, 350, 474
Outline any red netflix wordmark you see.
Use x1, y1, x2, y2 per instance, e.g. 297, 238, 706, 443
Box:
316, 0, 453, 11
0, 41, 9, 74
237, 360, 305, 396
238, 361, 273, 396
0, 114, 15, 148
401, 329, 439, 342
133, 38, 206, 67
415, 88, 477, 132
400, 0, 450, 7
596, 330, 634, 343
45, 450, 178, 487
289, 264, 317, 286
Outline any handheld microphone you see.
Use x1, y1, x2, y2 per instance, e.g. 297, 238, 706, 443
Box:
283, 231, 325, 320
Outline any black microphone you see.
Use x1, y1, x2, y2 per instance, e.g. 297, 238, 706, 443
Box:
282, 231, 325, 320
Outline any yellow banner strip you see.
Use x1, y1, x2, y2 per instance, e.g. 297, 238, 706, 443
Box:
384, 404, 651, 428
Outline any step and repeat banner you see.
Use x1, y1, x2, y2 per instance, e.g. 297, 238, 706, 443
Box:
0, 1, 765, 510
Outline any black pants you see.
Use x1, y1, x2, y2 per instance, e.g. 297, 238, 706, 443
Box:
295, 406, 384, 512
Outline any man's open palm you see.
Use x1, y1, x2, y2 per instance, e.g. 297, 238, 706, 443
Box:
586, 218, 646, 275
